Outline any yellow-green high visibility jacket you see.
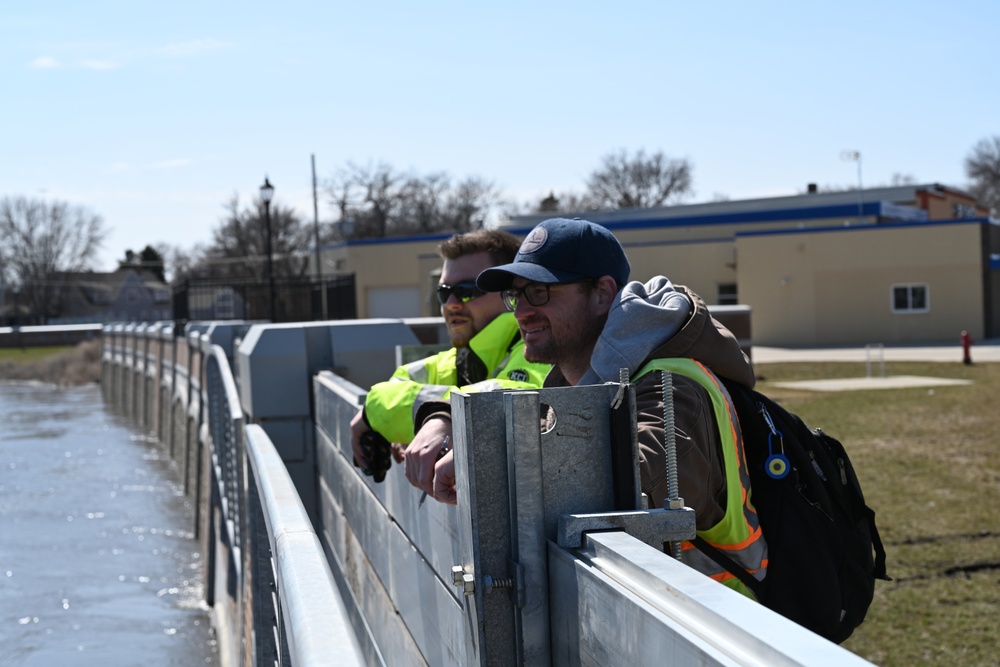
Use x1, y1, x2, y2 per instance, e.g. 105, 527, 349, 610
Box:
364, 312, 550, 444
635, 357, 768, 598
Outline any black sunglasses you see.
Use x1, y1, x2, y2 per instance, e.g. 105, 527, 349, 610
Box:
436, 281, 485, 305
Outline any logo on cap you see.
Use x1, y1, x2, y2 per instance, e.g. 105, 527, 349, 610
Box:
518, 226, 548, 254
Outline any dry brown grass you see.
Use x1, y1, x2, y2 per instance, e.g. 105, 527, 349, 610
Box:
0, 340, 101, 385
756, 361, 1000, 666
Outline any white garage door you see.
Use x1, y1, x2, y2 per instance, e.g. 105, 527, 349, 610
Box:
367, 286, 422, 318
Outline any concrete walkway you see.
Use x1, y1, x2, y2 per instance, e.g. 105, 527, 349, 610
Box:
749, 339, 997, 392
751, 338, 1000, 364
769, 375, 973, 392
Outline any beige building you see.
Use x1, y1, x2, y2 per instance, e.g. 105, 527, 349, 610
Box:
316, 183, 998, 347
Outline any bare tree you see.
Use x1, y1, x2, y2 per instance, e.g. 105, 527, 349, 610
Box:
530, 190, 595, 214
802, 172, 919, 195
890, 173, 918, 186
0, 196, 107, 323
327, 162, 502, 239
398, 171, 449, 233
118, 245, 166, 282
328, 162, 403, 239
965, 136, 1000, 214
585, 149, 693, 209
161, 243, 208, 283
442, 176, 502, 232
202, 195, 312, 281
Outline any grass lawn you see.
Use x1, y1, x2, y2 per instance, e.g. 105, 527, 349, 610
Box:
0, 346, 77, 364
0, 343, 100, 384
755, 361, 1000, 667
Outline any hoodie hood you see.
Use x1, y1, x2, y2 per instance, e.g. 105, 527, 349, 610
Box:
578, 276, 755, 388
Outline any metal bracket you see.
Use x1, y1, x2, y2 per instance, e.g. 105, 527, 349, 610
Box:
557, 507, 697, 550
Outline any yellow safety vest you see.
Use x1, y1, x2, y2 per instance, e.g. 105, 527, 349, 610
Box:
365, 312, 549, 444
635, 357, 768, 598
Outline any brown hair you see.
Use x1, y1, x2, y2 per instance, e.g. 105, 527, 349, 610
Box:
439, 229, 520, 266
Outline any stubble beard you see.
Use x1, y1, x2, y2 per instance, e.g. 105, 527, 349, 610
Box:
523, 315, 605, 370
448, 317, 475, 348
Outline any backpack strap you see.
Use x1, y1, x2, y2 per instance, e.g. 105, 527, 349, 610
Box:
867, 507, 891, 581
691, 535, 765, 598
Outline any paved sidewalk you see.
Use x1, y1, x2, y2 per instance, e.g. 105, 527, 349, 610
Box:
751, 338, 1000, 364
769, 375, 973, 392
749, 339, 997, 392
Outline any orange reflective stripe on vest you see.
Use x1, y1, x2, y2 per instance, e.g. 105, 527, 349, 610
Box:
635, 358, 768, 597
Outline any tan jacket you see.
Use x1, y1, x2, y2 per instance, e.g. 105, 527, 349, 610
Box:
547, 280, 755, 529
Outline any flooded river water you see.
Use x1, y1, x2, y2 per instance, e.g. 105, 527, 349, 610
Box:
0, 382, 218, 666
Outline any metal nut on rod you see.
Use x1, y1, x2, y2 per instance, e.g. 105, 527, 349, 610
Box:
461, 574, 475, 596
450, 567, 514, 596
450, 567, 476, 596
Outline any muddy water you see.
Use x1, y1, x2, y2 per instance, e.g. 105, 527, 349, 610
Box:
0, 382, 218, 666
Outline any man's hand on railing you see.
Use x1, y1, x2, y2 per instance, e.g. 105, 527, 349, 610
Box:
432, 449, 457, 505
350, 409, 393, 483
349, 409, 371, 471
404, 417, 452, 497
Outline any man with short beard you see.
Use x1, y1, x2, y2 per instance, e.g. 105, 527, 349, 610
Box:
350, 230, 550, 494
429, 218, 767, 599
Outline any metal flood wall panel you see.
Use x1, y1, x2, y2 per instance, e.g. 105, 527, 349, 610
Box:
313, 372, 467, 667
452, 384, 633, 667
235, 321, 421, 523
547, 531, 875, 667
308, 368, 874, 667
326, 319, 422, 390
236, 319, 419, 420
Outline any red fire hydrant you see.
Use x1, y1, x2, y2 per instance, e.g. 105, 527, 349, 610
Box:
961, 330, 973, 365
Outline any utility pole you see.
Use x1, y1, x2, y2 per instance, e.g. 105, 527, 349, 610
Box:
841, 150, 864, 225
312, 154, 327, 319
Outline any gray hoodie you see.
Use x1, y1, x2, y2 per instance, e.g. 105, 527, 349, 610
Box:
579, 276, 756, 388
550, 277, 756, 527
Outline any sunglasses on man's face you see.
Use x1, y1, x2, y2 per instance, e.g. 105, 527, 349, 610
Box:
436, 281, 485, 305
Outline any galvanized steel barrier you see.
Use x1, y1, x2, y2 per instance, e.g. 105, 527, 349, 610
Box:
102, 319, 875, 667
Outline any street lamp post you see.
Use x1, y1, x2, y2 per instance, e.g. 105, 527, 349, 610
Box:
260, 177, 276, 322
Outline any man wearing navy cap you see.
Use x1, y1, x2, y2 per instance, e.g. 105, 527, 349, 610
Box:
431, 217, 768, 598
349, 229, 549, 493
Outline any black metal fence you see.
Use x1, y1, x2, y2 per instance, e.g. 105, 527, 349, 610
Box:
173, 275, 356, 324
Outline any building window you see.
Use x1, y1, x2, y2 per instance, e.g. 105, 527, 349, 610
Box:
891, 283, 929, 313
717, 283, 738, 305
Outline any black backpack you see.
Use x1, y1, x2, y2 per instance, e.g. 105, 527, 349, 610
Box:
692, 379, 890, 644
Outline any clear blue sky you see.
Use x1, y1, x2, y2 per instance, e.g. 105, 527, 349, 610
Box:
4, 1, 997, 272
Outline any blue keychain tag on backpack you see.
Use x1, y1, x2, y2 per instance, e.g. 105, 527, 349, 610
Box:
766, 450, 790, 479
763, 412, 790, 480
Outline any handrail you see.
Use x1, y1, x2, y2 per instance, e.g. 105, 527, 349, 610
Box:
244, 424, 365, 666
205, 346, 246, 557
206, 345, 243, 423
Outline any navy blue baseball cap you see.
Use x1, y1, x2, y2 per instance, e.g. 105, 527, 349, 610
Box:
477, 218, 631, 291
